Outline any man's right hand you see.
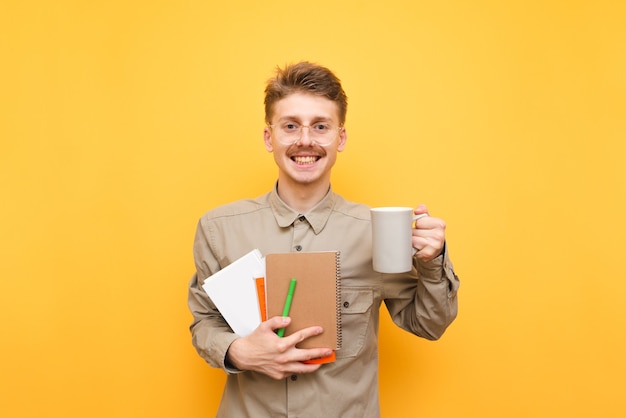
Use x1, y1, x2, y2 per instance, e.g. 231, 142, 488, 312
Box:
226, 316, 333, 380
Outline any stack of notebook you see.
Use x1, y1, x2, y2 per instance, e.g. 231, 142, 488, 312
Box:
202, 249, 342, 363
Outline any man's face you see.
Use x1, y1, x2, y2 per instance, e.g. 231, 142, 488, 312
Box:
263, 92, 347, 188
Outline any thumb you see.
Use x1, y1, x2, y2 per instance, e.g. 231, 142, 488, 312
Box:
414, 204, 429, 216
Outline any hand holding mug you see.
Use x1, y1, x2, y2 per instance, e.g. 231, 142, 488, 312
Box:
371, 205, 446, 273
411, 204, 446, 263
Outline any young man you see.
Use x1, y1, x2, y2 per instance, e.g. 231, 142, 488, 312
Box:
188, 61, 459, 417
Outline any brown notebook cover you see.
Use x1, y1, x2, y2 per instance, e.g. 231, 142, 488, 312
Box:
265, 251, 342, 351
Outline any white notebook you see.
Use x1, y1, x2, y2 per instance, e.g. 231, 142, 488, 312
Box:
201, 249, 265, 337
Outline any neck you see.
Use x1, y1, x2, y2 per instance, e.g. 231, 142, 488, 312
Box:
275, 177, 330, 214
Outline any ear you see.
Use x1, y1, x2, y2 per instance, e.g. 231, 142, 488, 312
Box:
337, 127, 347, 152
263, 127, 273, 152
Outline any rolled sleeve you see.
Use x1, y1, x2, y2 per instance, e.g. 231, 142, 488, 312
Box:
416, 243, 460, 296
188, 273, 240, 371
385, 243, 460, 340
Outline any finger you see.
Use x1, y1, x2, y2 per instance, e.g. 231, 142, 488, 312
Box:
265, 316, 291, 332
412, 235, 430, 251
413, 230, 444, 249
413, 235, 444, 262
413, 217, 446, 233
416, 246, 443, 262
283, 325, 325, 346
302, 348, 334, 362
412, 226, 442, 241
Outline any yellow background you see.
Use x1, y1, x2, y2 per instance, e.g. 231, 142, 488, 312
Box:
1, 1, 625, 417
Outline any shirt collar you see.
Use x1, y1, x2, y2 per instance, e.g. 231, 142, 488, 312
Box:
269, 184, 335, 235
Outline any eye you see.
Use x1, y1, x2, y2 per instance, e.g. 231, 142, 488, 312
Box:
283, 123, 299, 132
313, 123, 330, 133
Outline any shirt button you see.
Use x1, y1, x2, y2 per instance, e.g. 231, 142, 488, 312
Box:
290, 374, 298, 381
295, 245, 302, 251
343, 301, 350, 308
298, 215, 306, 222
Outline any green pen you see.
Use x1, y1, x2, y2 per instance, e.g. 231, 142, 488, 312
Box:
277, 278, 297, 337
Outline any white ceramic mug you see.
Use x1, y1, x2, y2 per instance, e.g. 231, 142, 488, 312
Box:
371, 207, 427, 273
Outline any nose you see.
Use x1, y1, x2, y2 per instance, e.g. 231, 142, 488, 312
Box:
297, 126, 314, 146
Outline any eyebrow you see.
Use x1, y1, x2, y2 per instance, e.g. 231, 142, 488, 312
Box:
276, 115, 334, 123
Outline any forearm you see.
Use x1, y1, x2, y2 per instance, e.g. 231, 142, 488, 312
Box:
414, 245, 459, 338
188, 274, 239, 371
388, 245, 460, 340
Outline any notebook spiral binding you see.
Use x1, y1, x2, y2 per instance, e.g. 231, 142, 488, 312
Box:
335, 251, 343, 349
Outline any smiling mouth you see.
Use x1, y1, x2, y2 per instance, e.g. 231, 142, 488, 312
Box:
292, 156, 320, 165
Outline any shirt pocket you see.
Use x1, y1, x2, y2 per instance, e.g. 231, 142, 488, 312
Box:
336, 288, 374, 359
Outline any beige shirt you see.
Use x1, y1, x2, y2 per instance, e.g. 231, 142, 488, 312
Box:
188, 187, 459, 418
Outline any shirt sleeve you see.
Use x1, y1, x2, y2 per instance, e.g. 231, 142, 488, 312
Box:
383, 243, 460, 340
187, 219, 240, 372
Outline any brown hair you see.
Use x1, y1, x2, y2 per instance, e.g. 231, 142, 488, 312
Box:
264, 61, 348, 125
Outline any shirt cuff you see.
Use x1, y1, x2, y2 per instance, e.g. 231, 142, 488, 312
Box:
416, 242, 454, 283
210, 332, 242, 373
223, 339, 245, 375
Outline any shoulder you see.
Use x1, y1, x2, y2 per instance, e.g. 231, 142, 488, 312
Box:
199, 192, 272, 223
331, 193, 371, 222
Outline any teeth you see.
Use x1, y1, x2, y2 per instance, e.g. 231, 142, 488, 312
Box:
293, 156, 317, 164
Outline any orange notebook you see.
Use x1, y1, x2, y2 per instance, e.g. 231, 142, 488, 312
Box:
265, 251, 342, 355
255, 277, 267, 322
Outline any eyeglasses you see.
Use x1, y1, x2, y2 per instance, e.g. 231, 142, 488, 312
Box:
269, 122, 342, 146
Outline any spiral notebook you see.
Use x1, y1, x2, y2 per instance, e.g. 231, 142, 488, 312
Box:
265, 251, 342, 352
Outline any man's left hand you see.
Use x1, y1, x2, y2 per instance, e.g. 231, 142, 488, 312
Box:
412, 204, 446, 263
